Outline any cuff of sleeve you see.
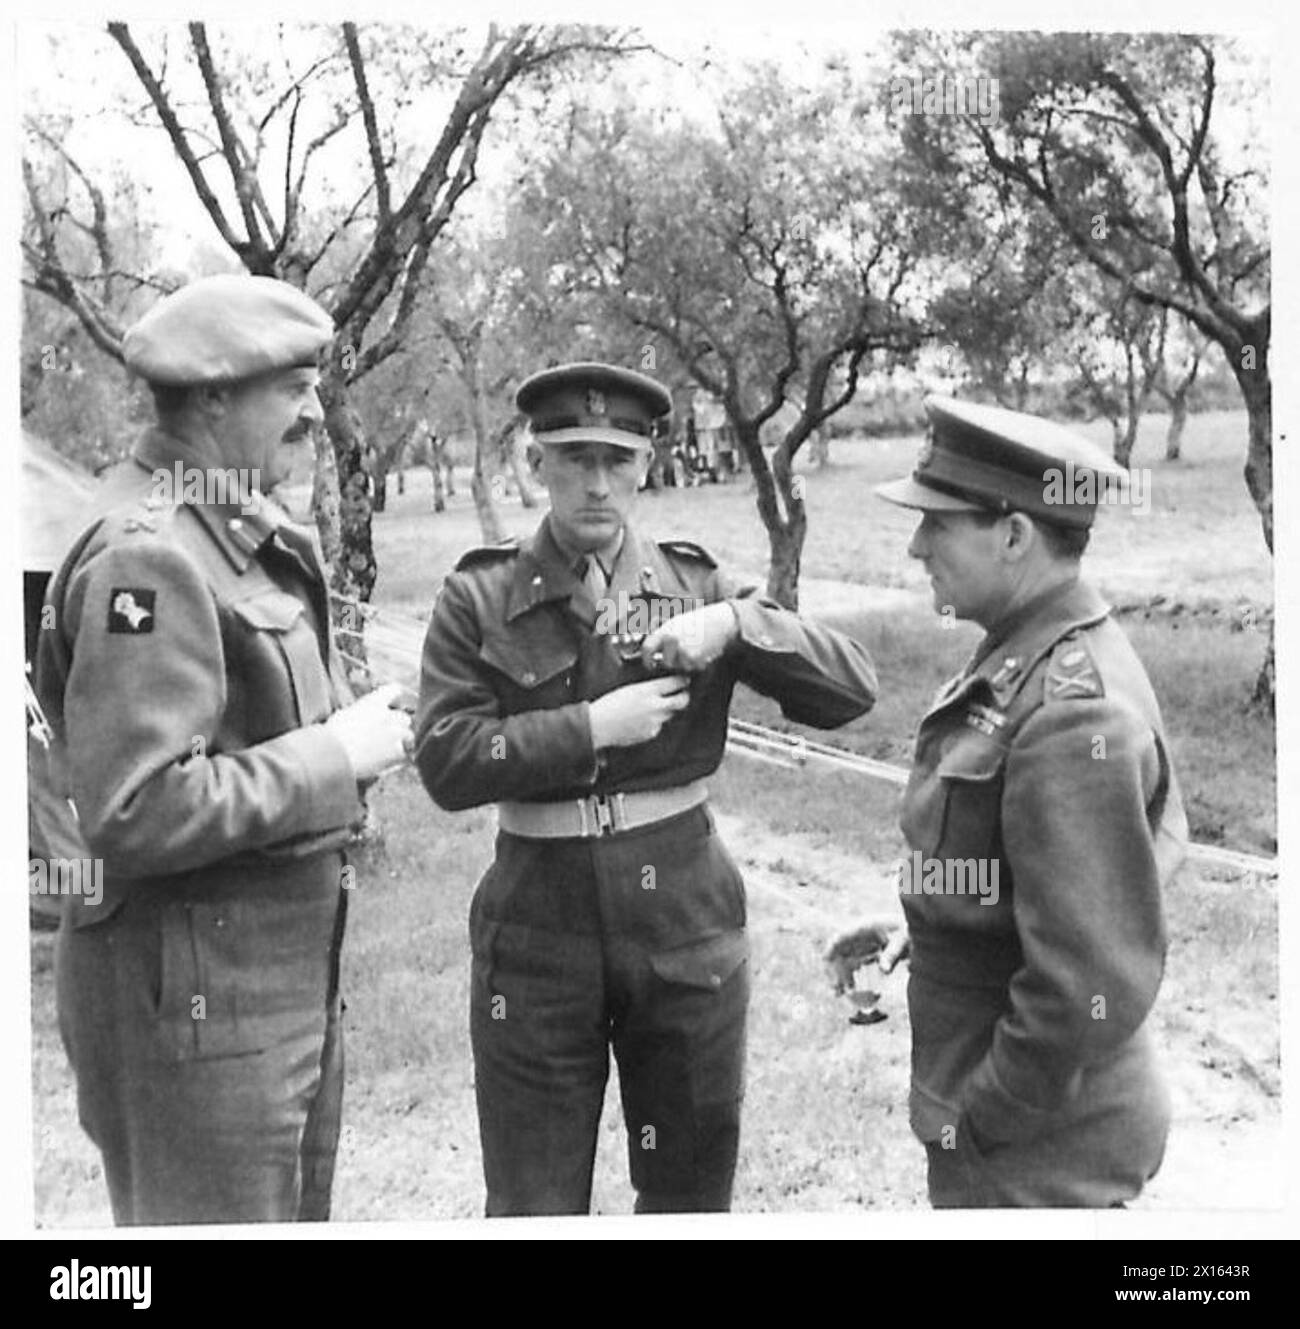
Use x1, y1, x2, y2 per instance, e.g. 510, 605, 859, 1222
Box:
277, 725, 366, 834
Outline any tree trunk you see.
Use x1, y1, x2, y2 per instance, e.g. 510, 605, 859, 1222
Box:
504, 420, 539, 508
429, 451, 446, 512
728, 415, 809, 609
1114, 413, 1140, 470
766, 432, 809, 610
1236, 372, 1272, 554
1108, 418, 1124, 461
471, 466, 504, 542
317, 368, 378, 605
468, 362, 505, 544
1232, 350, 1272, 712
372, 457, 388, 512
308, 390, 364, 676
1164, 392, 1189, 460
310, 421, 343, 572
766, 519, 804, 610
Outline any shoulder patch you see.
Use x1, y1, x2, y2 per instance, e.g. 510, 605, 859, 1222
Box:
454, 539, 520, 572
107, 587, 156, 634
1043, 635, 1105, 702
657, 538, 717, 569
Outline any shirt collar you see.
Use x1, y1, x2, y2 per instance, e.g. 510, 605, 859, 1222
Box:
505, 517, 694, 623
507, 517, 648, 622
549, 521, 625, 579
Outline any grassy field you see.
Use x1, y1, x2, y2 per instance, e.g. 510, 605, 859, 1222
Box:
30, 407, 1278, 1224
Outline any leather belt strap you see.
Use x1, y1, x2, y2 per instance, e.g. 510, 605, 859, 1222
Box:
497, 780, 708, 839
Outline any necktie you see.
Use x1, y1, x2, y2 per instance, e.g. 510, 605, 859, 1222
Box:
579, 555, 607, 603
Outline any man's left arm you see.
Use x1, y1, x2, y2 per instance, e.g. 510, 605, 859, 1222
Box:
726, 586, 878, 728
960, 697, 1172, 1147
643, 569, 877, 728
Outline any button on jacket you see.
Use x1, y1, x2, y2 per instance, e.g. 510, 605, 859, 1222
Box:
415, 515, 877, 1214
36, 427, 363, 1224
899, 579, 1187, 1207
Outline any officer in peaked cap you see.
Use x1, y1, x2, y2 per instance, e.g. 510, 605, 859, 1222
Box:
828, 395, 1188, 1207
36, 273, 412, 1225
416, 362, 879, 1216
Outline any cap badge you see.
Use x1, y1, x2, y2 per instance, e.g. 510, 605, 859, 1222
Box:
916, 429, 935, 471
587, 388, 608, 417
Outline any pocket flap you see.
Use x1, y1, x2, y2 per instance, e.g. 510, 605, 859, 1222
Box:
479, 634, 577, 689
230, 591, 305, 633
649, 929, 749, 990
937, 733, 1007, 783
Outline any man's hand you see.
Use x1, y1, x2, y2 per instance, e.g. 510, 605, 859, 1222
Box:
588, 675, 691, 750
824, 918, 911, 994
640, 602, 739, 673
325, 682, 414, 782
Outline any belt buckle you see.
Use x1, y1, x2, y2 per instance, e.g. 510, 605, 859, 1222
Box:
582, 792, 627, 837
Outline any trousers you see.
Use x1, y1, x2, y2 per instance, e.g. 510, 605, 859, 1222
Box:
55, 856, 347, 1225
469, 804, 750, 1215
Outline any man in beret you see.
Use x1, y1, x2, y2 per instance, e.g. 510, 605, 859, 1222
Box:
827, 396, 1188, 1207
36, 273, 413, 1224
416, 362, 877, 1215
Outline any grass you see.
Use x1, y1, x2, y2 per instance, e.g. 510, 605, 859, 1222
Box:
30, 406, 1278, 1224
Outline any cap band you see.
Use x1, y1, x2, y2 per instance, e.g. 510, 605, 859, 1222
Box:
911, 470, 1009, 512
535, 414, 653, 437
918, 447, 1094, 529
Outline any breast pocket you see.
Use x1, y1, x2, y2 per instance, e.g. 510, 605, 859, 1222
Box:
933, 732, 1007, 862
228, 590, 332, 732
479, 627, 579, 711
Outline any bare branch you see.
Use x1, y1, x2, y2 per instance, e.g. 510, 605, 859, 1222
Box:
189, 22, 278, 266
107, 22, 246, 259
22, 158, 127, 361
344, 23, 391, 225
